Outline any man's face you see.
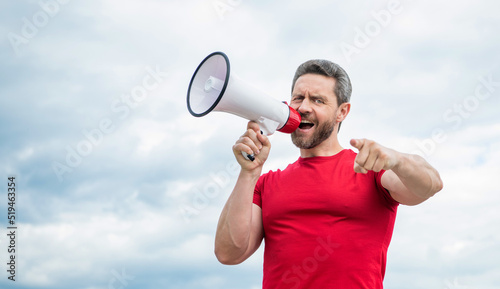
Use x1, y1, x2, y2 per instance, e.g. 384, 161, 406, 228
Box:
290, 73, 340, 149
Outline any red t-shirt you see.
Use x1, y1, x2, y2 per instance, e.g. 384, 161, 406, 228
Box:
253, 149, 399, 289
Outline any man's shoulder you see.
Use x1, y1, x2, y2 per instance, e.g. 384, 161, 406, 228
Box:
261, 159, 299, 176
339, 148, 357, 159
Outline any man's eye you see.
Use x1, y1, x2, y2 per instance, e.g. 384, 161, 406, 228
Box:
314, 99, 324, 104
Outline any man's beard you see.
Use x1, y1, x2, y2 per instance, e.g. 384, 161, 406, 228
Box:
291, 115, 336, 149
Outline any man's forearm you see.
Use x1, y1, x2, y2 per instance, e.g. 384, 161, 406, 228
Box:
392, 153, 443, 199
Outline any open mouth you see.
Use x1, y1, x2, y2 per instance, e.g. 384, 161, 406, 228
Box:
298, 120, 314, 130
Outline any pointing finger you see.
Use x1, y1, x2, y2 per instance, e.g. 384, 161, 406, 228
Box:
350, 138, 364, 150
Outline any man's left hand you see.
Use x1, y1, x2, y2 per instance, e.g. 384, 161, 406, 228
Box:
350, 138, 400, 174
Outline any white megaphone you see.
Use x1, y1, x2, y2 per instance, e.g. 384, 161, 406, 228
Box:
187, 51, 301, 161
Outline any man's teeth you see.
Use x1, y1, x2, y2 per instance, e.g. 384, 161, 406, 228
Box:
299, 120, 314, 129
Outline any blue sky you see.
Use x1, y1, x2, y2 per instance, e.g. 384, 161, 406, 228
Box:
1, 0, 499, 288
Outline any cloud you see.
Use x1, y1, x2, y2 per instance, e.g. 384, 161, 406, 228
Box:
0, 0, 499, 288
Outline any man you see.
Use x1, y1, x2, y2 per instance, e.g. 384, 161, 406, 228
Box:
214, 59, 443, 288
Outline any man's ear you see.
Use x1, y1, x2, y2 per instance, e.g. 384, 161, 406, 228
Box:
336, 102, 351, 123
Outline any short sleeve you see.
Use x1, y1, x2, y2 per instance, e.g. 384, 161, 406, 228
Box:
376, 170, 399, 207
253, 175, 264, 208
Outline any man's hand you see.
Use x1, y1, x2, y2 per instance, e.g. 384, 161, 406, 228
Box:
350, 138, 443, 205
350, 138, 400, 174
233, 121, 271, 172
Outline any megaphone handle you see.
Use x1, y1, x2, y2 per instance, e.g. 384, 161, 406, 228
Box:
257, 118, 275, 136
241, 127, 266, 162
242, 151, 255, 162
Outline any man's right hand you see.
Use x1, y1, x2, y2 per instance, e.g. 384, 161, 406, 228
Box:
232, 121, 271, 171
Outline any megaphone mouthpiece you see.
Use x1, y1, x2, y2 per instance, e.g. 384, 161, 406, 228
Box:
277, 104, 301, 134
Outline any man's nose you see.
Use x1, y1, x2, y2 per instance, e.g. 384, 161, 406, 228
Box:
297, 98, 312, 114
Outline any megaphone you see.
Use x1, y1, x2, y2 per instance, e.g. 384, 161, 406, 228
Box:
187, 52, 301, 160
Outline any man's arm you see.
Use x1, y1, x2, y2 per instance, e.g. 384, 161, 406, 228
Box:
214, 122, 270, 264
350, 138, 443, 206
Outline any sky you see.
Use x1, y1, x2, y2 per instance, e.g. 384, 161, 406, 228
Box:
0, 0, 499, 288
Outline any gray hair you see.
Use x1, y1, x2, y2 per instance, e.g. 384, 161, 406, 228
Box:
291, 59, 352, 106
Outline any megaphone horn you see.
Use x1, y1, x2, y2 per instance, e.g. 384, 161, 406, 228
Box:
187, 52, 301, 161
187, 51, 300, 133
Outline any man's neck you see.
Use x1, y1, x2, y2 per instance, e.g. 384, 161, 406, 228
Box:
299, 137, 344, 158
